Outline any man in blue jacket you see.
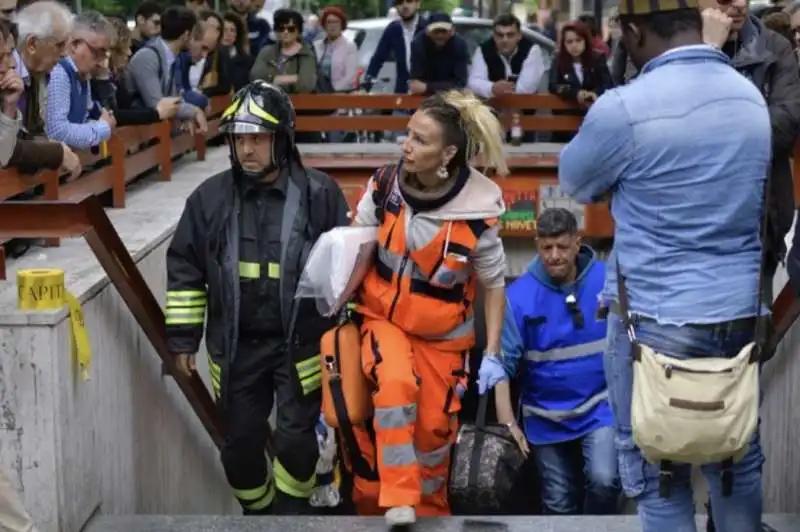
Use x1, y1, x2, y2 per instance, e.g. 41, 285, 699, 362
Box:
478, 208, 619, 515
364, 0, 425, 92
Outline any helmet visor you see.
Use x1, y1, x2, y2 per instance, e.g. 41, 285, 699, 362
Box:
220, 120, 274, 135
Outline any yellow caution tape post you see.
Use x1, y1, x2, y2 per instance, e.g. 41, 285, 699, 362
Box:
17, 269, 92, 381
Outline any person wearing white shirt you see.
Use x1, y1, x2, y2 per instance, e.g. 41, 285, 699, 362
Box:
468, 13, 545, 99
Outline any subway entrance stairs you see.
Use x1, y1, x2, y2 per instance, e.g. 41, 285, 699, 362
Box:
83, 515, 800, 531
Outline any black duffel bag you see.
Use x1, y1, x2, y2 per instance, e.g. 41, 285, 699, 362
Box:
448, 393, 525, 515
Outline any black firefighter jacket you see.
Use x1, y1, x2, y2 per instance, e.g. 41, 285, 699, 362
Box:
165, 160, 351, 398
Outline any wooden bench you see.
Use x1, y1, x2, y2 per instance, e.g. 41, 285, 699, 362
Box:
290, 93, 583, 133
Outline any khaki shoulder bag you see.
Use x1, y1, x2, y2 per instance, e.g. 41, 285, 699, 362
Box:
615, 177, 770, 498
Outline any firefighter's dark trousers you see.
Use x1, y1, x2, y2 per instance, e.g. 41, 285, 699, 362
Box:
214, 337, 321, 515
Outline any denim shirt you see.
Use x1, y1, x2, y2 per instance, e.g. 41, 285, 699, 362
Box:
559, 45, 772, 326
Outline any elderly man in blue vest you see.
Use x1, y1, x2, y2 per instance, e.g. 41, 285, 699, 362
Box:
45, 10, 116, 149
478, 207, 620, 515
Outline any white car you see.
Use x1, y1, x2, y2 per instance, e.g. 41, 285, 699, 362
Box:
343, 16, 556, 93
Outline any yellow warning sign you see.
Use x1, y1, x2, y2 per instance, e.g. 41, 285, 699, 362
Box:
17, 269, 92, 381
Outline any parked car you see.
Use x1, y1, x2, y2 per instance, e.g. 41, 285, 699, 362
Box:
343, 17, 556, 92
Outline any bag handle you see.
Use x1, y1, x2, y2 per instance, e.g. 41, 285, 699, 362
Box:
476, 391, 489, 429
615, 160, 773, 361
468, 392, 490, 487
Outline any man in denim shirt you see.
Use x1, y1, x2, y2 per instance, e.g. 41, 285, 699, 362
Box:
558, 0, 771, 529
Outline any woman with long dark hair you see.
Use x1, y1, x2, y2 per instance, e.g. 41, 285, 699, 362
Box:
548, 21, 613, 142
222, 12, 253, 91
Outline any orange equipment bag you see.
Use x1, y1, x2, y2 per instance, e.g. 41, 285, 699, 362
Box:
321, 321, 373, 428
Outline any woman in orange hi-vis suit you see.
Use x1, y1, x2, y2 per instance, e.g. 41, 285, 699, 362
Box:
350, 90, 509, 527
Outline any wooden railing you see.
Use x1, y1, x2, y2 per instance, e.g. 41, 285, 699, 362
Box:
0, 94, 232, 227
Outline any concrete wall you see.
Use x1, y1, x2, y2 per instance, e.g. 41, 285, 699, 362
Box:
0, 148, 237, 532
760, 226, 800, 513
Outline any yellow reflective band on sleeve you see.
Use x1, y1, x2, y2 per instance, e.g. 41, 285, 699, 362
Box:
301, 373, 321, 395
166, 290, 206, 307
295, 355, 322, 395
165, 307, 206, 325
166, 290, 206, 325
267, 262, 280, 279
207, 354, 221, 400
232, 481, 276, 510
295, 356, 320, 376
239, 262, 261, 279
273, 458, 316, 498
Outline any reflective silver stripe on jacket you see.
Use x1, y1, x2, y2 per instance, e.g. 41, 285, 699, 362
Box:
525, 338, 607, 363
522, 390, 609, 422
377, 246, 471, 285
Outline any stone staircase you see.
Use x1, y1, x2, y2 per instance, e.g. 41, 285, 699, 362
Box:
83, 514, 800, 531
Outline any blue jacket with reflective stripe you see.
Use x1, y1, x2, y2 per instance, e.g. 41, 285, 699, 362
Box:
501, 245, 613, 445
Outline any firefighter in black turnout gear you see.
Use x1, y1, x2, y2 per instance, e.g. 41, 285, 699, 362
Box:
164, 81, 350, 515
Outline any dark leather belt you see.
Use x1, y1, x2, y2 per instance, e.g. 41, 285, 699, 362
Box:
603, 300, 759, 332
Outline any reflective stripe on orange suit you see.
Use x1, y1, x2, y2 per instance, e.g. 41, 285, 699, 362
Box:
351, 174, 498, 515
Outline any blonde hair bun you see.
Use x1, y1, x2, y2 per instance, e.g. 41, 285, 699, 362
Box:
440, 90, 509, 177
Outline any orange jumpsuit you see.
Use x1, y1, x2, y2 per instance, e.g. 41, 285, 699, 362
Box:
348, 168, 500, 516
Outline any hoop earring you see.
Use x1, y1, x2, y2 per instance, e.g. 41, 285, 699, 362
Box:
436, 164, 449, 180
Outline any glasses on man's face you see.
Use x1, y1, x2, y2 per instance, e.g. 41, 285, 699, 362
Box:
77, 39, 109, 60
278, 25, 298, 34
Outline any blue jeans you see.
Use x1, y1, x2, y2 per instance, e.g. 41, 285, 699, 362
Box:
604, 313, 764, 532
532, 426, 621, 515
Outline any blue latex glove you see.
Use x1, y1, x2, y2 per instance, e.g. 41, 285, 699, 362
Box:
477, 355, 507, 395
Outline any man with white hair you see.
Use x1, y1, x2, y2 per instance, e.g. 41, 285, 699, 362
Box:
45, 10, 116, 149
12, 0, 72, 136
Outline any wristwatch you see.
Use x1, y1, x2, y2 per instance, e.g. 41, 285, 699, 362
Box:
484, 350, 504, 360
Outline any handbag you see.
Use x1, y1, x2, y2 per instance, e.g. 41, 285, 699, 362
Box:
448, 393, 524, 515
616, 169, 771, 499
